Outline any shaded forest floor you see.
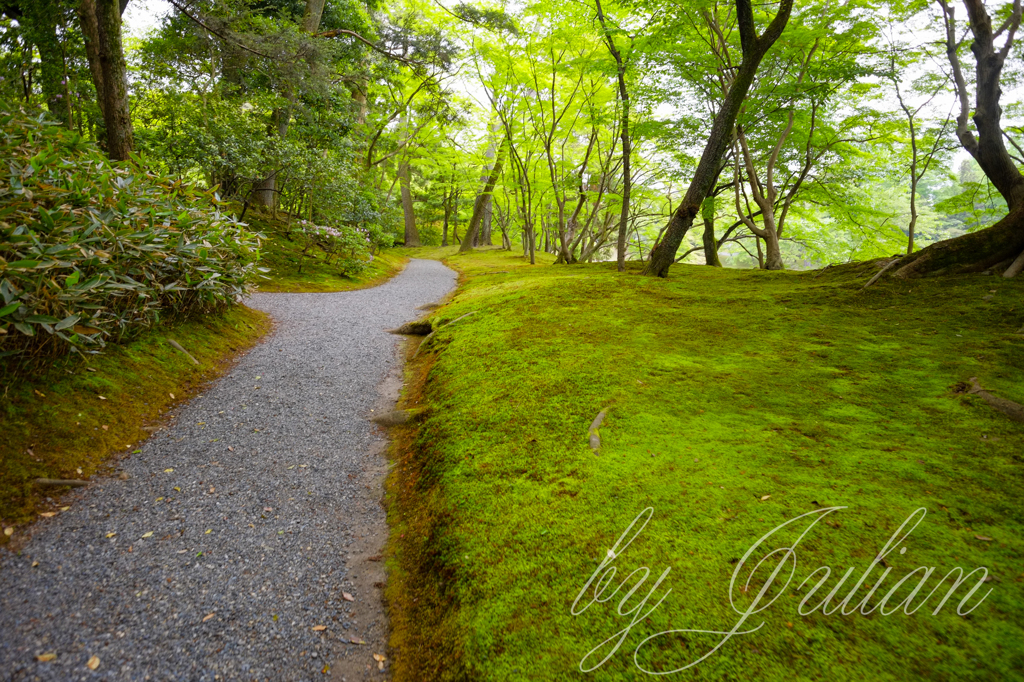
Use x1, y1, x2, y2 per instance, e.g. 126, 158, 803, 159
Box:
384, 247, 1024, 681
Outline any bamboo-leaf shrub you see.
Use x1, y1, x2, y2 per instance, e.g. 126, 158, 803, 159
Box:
0, 108, 262, 370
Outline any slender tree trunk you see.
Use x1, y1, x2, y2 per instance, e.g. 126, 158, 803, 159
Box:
701, 196, 722, 266
442, 191, 450, 246
643, 0, 794, 277
907, 177, 919, 255
595, 0, 632, 273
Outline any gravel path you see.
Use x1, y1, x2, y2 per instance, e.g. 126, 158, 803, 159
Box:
0, 258, 457, 682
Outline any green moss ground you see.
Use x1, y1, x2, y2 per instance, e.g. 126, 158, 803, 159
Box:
246, 211, 408, 292
0, 305, 271, 531
385, 248, 1024, 681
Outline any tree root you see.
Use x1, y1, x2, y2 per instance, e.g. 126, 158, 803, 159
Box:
34, 478, 89, 487
588, 409, 608, 454
894, 209, 1024, 278
167, 339, 200, 365
387, 320, 433, 335
410, 311, 477, 360
862, 257, 902, 290
963, 377, 1024, 423
1003, 248, 1024, 279
370, 408, 426, 426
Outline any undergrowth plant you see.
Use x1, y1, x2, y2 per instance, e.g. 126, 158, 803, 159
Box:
0, 107, 263, 372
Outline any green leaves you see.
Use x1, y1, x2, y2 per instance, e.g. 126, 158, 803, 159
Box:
0, 107, 262, 371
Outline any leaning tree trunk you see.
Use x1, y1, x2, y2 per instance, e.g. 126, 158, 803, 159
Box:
460, 140, 508, 253
643, 0, 793, 277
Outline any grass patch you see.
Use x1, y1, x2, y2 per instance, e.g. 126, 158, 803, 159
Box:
0, 305, 271, 531
245, 210, 407, 293
386, 248, 1024, 681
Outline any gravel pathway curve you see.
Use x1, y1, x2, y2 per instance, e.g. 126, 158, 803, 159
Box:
0, 258, 457, 682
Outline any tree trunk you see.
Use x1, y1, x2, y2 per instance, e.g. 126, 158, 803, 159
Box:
252, 0, 323, 208
763, 232, 783, 270
701, 196, 722, 266
399, 158, 420, 246
904, 0, 1024, 274
478, 125, 498, 246
79, 0, 134, 160
643, 0, 793, 277
595, 0, 631, 273
461, 141, 507, 252
441, 192, 450, 246
481, 197, 493, 245
24, 1, 71, 127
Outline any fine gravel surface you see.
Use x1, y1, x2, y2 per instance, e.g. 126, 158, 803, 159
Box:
0, 258, 457, 682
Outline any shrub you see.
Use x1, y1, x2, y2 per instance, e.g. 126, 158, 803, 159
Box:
0, 107, 263, 371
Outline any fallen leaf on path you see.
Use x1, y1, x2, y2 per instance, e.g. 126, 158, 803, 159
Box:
321, 664, 330, 674
39, 512, 56, 518
59, 507, 70, 512
312, 625, 327, 631
31, 561, 39, 567
760, 495, 771, 501
169, 393, 175, 399
3, 527, 12, 537
141, 532, 153, 539
203, 613, 215, 622
105, 532, 116, 538
164, 468, 173, 473
976, 535, 993, 541
342, 592, 354, 602
227, 447, 234, 452
349, 637, 367, 645
101, 425, 109, 431
36, 653, 56, 662
173, 487, 180, 492
373, 654, 386, 662
98, 396, 106, 400
205, 529, 212, 534
86, 655, 100, 670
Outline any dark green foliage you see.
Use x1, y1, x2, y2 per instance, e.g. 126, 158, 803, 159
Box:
0, 106, 262, 370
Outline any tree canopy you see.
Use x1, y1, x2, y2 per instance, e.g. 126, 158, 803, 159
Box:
1, 0, 1022, 276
